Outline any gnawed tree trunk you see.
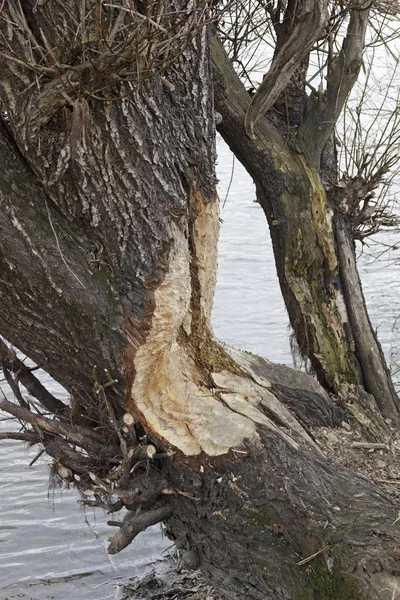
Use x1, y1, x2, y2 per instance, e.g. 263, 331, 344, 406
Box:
1, 3, 400, 599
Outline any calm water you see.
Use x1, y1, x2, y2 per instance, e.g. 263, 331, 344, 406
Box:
0, 139, 399, 599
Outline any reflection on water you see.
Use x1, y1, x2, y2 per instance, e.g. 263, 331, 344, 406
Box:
0, 138, 399, 598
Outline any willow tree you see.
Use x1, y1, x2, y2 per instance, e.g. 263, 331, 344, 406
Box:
1, 1, 400, 599
213, 0, 400, 432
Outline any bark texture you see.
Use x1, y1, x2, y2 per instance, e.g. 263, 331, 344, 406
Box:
211, 26, 399, 428
1, 3, 400, 600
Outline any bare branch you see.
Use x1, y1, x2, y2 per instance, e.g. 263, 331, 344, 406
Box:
297, 1, 370, 164
0, 431, 39, 442
107, 505, 172, 554
0, 339, 70, 417
244, 0, 328, 139
1, 362, 30, 411
0, 396, 119, 457
43, 434, 95, 475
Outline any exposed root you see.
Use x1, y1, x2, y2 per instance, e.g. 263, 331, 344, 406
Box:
0, 353, 176, 554
108, 505, 173, 555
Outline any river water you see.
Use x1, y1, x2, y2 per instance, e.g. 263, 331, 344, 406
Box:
1, 139, 399, 600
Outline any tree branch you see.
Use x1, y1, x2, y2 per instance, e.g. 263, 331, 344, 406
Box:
211, 33, 288, 172
297, 2, 370, 165
0, 431, 39, 443
107, 505, 173, 555
1, 362, 30, 411
0, 339, 69, 417
0, 396, 120, 458
42, 434, 96, 475
244, 0, 328, 139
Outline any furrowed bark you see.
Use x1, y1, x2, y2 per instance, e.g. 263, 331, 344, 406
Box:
1, 4, 400, 599
166, 426, 400, 600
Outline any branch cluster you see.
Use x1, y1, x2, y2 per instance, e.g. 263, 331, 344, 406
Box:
1, 0, 211, 133
0, 340, 173, 555
334, 158, 400, 241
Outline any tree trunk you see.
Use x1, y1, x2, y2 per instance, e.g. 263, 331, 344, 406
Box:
211, 33, 399, 430
166, 354, 400, 600
1, 3, 400, 599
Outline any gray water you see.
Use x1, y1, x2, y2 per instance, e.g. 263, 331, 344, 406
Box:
0, 139, 399, 600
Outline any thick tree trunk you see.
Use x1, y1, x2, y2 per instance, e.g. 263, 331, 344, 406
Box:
166, 353, 400, 600
1, 4, 400, 600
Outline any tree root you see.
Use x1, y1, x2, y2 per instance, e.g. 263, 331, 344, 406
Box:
0, 354, 175, 555
107, 505, 173, 555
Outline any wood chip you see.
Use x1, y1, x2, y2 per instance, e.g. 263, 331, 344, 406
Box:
350, 442, 388, 450
147, 444, 157, 458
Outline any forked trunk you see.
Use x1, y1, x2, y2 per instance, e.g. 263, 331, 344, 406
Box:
1, 3, 400, 599
211, 35, 399, 430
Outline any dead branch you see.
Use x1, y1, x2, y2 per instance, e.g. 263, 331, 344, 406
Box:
1, 362, 30, 411
42, 434, 95, 475
0, 396, 120, 457
0, 431, 39, 442
351, 442, 388, 449
0, 339, 69, 417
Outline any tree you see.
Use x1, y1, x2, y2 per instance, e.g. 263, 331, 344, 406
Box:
1, 1, 400, 598
213, 0, 400, 431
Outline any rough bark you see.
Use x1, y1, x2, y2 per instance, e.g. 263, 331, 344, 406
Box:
244, 0, 328, 139
1, 3, 400, 600
211, 31, 399, 427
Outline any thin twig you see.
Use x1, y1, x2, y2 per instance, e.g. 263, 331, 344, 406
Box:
296, 545, 330, 566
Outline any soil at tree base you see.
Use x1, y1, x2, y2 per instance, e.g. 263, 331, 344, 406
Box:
123, 423, 400, 599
